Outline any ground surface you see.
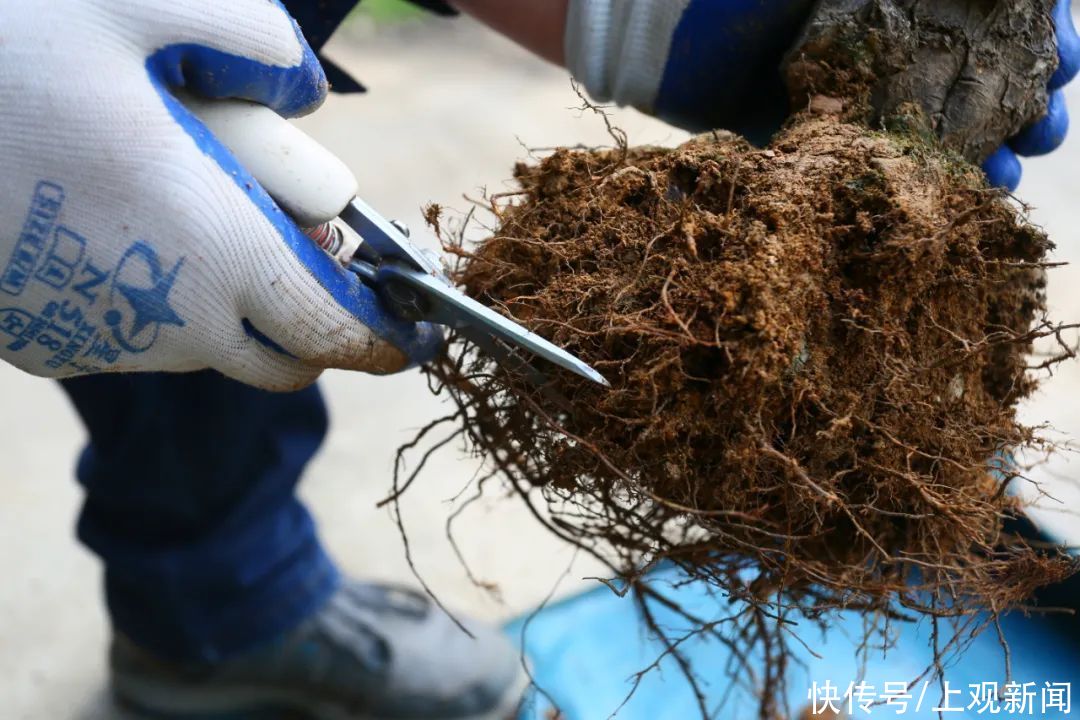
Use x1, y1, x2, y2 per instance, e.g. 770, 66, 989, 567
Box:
1, 11, 1078, 720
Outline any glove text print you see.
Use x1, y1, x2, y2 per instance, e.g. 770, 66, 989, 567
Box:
0, 181, 186, 373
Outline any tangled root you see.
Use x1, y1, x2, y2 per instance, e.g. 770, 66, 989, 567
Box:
400, 116, 1077, 717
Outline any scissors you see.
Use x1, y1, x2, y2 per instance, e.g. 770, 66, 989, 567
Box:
182, 94, 608, 387
321, 197, 608, 386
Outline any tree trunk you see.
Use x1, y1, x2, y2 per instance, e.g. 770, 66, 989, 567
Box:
784, 0, 1058, 162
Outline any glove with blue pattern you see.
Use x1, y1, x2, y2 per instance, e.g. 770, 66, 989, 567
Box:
0, 0, 441, 391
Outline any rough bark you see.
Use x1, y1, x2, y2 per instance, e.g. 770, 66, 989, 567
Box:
785, 0, 1058, 162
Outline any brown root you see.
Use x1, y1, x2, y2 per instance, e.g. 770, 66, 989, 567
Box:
408, 116, 1077, 717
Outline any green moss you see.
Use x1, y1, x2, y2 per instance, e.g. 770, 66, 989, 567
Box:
882, 111, 937, 147
873, 107, 977, 184
835, 25, 877, 69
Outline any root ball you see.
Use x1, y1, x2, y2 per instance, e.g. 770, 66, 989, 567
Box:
433, 117, 1074, 620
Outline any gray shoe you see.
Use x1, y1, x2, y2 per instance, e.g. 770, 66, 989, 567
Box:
110, 580, 528, 720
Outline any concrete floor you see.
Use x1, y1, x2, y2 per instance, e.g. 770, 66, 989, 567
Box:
1, 12, 1078, 720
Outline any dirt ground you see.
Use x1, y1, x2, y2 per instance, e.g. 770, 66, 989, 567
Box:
0, 12, 1076, 720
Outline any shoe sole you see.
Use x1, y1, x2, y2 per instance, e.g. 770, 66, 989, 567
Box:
112, 666, 533, 720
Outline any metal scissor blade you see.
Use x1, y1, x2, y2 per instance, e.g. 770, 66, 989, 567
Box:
457, 325, 579, 415
376, 264, 610, 387
340, 198, 438, 274
457, 325, 552, 389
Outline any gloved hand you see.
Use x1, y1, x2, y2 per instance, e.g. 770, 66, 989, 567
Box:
565, 0, 1077, 189
983, 0, 1079, 190
0, 0, 442, 391
565, 0, 816, 144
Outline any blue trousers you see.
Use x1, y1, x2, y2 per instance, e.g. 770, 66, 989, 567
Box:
60, 373, 1080, 672
62, 372, 339, 662
53, 0, 461, 665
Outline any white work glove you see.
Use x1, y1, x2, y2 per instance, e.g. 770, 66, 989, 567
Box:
0, 0, 442, 391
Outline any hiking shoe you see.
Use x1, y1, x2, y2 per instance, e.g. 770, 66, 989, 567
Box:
111, 579, 528, 720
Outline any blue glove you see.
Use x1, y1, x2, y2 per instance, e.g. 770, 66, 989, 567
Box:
983, 0, 1079, 191
566, 0, 815, 145
566, 0, 1076, 187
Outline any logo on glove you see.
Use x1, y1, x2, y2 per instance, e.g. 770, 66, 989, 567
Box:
103, 242, 185, 354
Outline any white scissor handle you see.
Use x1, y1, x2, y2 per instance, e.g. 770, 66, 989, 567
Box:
179, 92, 359, 229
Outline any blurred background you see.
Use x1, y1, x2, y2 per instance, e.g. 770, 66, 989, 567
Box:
1, 3, 1077, 718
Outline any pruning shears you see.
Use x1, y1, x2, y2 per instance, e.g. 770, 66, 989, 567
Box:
182, 95, 608, 387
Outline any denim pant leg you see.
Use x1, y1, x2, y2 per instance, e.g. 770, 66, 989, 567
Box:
61, 371, 340, 662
